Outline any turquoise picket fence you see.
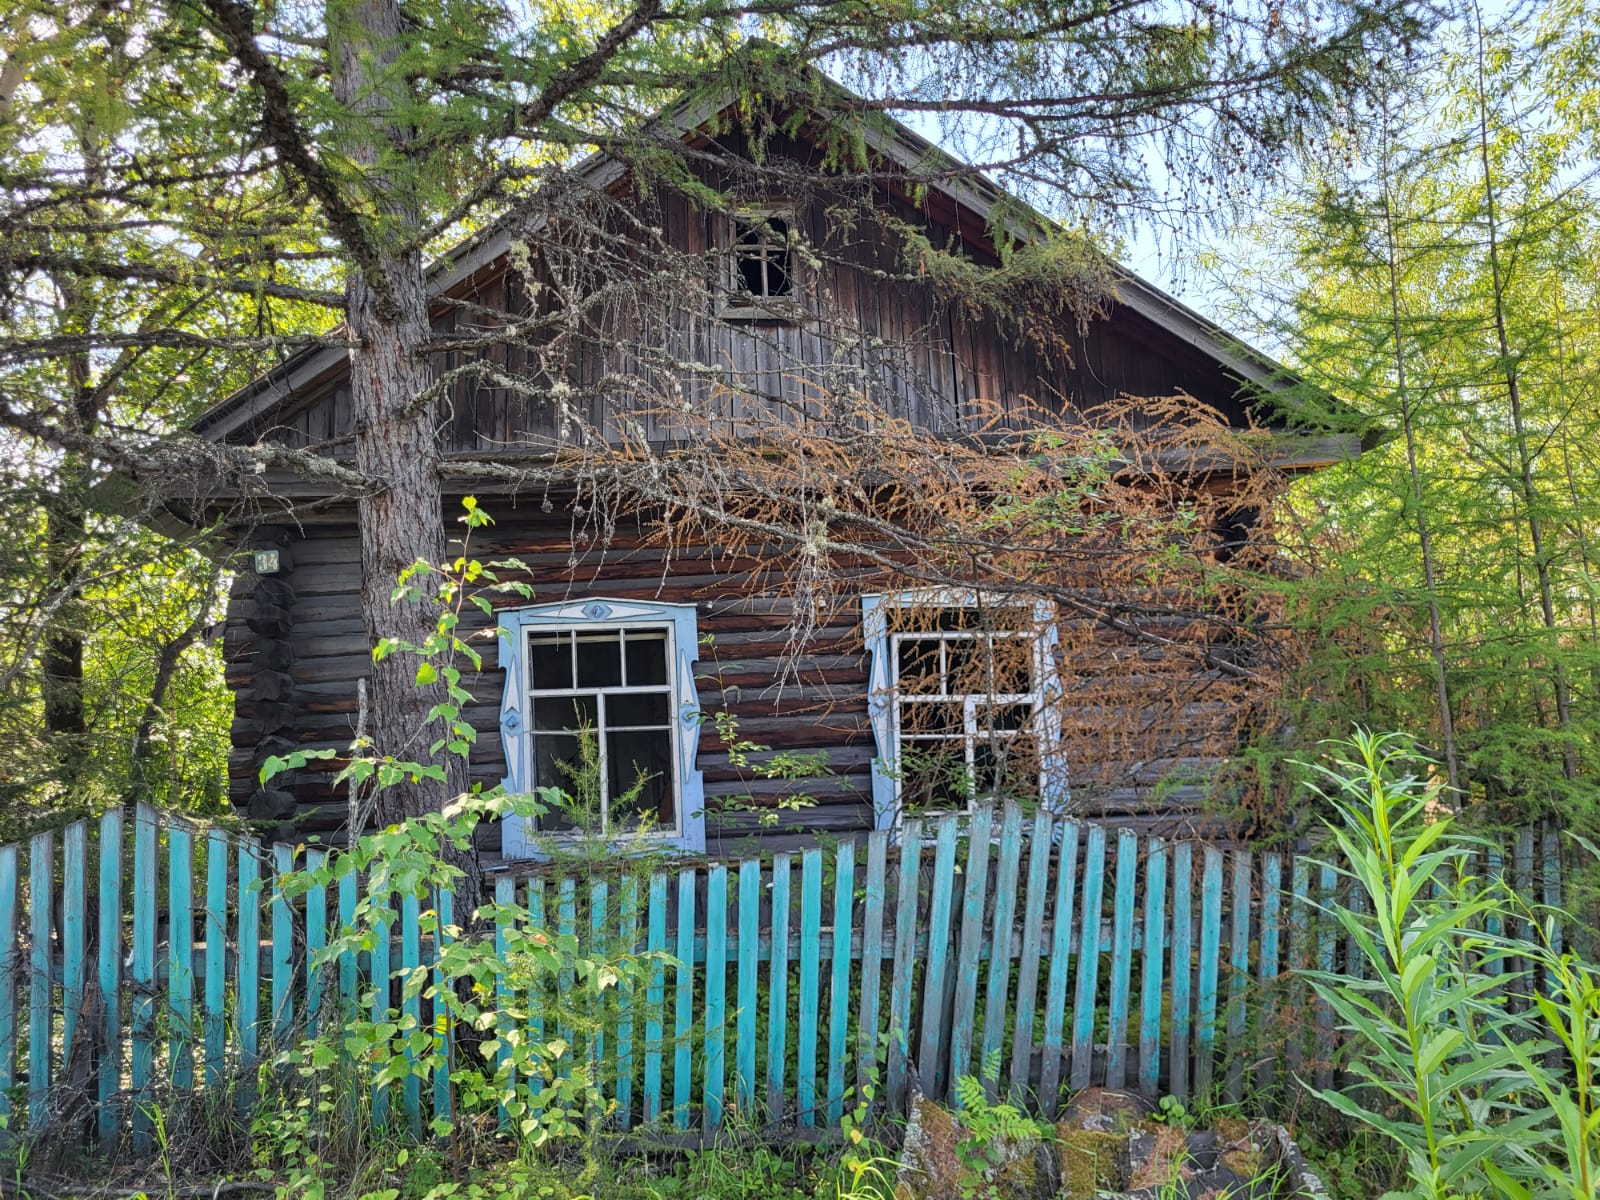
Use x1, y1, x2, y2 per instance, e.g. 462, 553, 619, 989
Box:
0, 801, 1565, 1155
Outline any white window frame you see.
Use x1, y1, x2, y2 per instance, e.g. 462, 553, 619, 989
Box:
862, 590, 1069, 829
717, 204, 803, 321
498, 599, 706, 857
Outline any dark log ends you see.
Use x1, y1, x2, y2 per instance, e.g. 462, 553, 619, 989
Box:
238, 526, 302, 835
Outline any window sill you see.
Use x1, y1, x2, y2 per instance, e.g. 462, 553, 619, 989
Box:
716, 298, 806, 324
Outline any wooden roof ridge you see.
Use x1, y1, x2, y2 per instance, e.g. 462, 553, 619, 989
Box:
192, 58, 1357, 447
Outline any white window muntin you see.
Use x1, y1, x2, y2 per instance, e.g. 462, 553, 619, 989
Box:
888, 622, 1046, 813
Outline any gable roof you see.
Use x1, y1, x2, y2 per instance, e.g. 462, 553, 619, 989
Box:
194, 68, 1356, 457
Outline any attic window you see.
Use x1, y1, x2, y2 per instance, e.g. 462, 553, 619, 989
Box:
721, 207, 800, 319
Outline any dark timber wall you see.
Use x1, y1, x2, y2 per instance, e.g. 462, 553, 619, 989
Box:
222, 499, 1250, 856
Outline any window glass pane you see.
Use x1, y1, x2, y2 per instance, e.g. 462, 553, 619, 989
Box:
575, 631, 623, 688
896, 638, 943, 694
533, 733, 583, 831
899, 740, 970, 809
624, 631, 669, 686
528, 631, 573, 690
606, 729, 675, 830
608, 691, 670, 727
980, 702, 1033, 732
532, 693, 596, 732
899, 699, 964, 735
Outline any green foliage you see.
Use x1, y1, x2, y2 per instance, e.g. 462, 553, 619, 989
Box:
1302, 729, 1600, 1200
950, 1053, 1051, 1197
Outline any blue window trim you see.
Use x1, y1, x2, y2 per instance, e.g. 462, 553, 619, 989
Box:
862, 589, 1069, 830
498, 598, 706, 858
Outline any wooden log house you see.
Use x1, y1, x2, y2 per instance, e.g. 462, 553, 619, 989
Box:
187, 83, 1363, 862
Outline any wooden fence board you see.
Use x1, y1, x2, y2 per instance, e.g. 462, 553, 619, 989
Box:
62, 822, 88, 1072
948, 804, 993, 1091
170, 823, 195, 1093
1008, 809, 1053, 1106
0, 845, 17, 1125
919, 814, 959, 1099
1038, 820, 1080, 1118
672, 869, 695, 1129
205, 831, 229, 1089
1105, 828, 1138, 1090
857, 831, 888, 1106
97, 813, 122, 1147
1225, 850, 1252, 1103
826, 839, 855, 1125
766, 855, 791, 1125
1194, 846, 1223, 1098
1138, 838, 1167, 1099
1069, 823, 1107, 1091
797, 849, 822, 1126
1169, 840, 1192, 1102
981, 803, 1023, 1101
131, 808, 157, 1152
736, 860, 759, 1115
704, 866, 726, 1128
886, 822, 921, 1114
30, 830, 53, 1130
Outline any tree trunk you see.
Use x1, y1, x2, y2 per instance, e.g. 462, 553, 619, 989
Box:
331, 0, 477, 894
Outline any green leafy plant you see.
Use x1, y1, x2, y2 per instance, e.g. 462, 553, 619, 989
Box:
950, 1052, 1051, 1198
1302, 729, 1600, 1200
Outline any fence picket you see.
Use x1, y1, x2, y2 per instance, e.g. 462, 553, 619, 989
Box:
526, 878, 545, 1124
1008, 809, 1053, 1105
949, 804, 994, 1092
29, 830, 54, 1130
736, 860, 759, 1116
766, 855, 792, 1124
0, 845, 16, 1125
131, 808, 158, 1151
886, 823, 921, 1114
798, 848, 822, 1126
1194, 846, 1223, 1098
63, 822, 88, 1072
592, 879, 610, 1107
237, 840, 262, 1111
618, 874, 638, 1127
435, 886, 455, 1128
402, 891, 422, 1138
1225, 850, 1252, 1103
339, 868, 358, 1013
981, 803, 1023, 1101
1105, 829, 1138, 1090
672, 868, 696, 1129
1138, 838, 1167, 1099
644, 872, 667, 1125
169, 822, 195, 1093
1169, 841, 1193, 1102
271, 843, 295, 1044
305, 850, 328, 1034
558, 877, 576, 1081
826, 839, 855, 1126
704, 866, 727, 1129
493, 876, 515, 1128
371, 886, 392, 1126
97, 812, 122, 1147
204, 831, 228, 1090
1038, 820, 1080, 1118
1256, 853, 1282, 1094
1286, 856, 1309, 1077
859, 831, 889, 1108
1069, 823, 1107, 1091
1313, 864, 1337, 1090
919, 814, 960, 1100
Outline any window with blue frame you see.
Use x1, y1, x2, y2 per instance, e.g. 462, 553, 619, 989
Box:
497, 599, 706, 856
